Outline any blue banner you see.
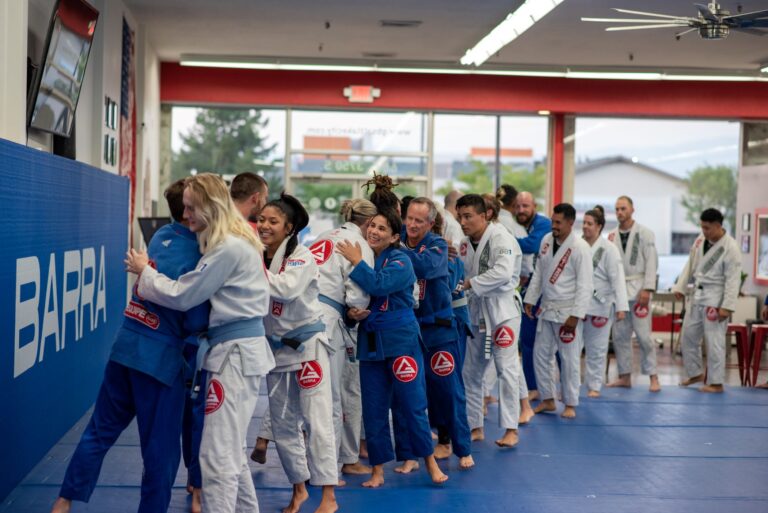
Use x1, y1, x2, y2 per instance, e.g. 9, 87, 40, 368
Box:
0, 138, 129, 501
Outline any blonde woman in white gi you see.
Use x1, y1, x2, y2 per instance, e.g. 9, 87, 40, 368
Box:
523, 203, 593, 419
606, 195, 661, 392
581, 206, 629, 398
257, 193, 338, 513
673, 208, 742, 393
125, 173, 275, 513
309, 199, 376, 476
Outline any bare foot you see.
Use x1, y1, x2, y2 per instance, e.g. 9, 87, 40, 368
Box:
191, 487, 202, 513
700, 384, 724, 393
533, 399, 556, 413
394, 459, 420, 473
362, 465, 384, 488
495, 429, 519, 448
315, 486, 338, 513
561, 406, 576, 419
649, 375, 661, 393
528, 390, 540, 401
359, 440, 368, 459
587, 390, 600, 398
251, 437, 269, 464
470, 427, 484, 441
679, 374, 703, 387
283, 483, 309, 513
51, 498, 71, 513
519, 400, 535, 424
606, 374, 631, 388
434, 443, 452, 460
459, 455, 475, 469
337, 479, 346, 487
424, 455, 449, 484
341, 461, 372, 475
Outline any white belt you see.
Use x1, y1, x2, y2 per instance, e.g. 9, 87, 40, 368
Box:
625, 273, 644, 281
540, 300, 575, 311
452, 297, 468, 308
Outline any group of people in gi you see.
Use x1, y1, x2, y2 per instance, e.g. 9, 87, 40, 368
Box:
49, 169, 744, 513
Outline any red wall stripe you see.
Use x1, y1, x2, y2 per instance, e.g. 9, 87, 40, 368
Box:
161, 62, 768, 119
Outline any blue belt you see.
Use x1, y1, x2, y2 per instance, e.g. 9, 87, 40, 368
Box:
319, 294, 345, 318
363, 308, 417, 332
191, 317, 264, 399
268, 319, 326, 352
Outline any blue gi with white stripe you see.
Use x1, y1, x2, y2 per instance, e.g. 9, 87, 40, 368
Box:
395, 231, 471, 460
351, 247, 434, 466
60, 222, 209, 513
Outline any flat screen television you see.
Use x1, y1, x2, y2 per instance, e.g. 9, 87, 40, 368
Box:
27, 0, 99, 137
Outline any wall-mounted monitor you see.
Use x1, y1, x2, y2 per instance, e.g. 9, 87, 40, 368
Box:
27, 0, 99, 138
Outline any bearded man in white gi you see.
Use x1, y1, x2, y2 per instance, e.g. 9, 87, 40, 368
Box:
524, 203, 592, 419
606, 196, 661, 392
457, 193, 524, 448
673, 208, 741, 393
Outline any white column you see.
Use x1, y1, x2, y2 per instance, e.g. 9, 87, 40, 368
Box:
0, 0, 28, 144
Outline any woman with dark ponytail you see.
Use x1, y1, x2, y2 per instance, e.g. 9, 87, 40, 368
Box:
256, 193, 339, 513
365, 173, 402, 216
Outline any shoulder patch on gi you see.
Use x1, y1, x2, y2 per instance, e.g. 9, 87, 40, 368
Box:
494, 326, 516, 347
591, 316, 609, 328
297, 361, 323, 389
540, 242, 550, 256
393, 356, 419, 382
309, 239, 334, 265
607, 232, 616, 242
633, 303, 649, 319
430, 351, 455, 376
205, 379, 225, 415
558, 326, 575, 344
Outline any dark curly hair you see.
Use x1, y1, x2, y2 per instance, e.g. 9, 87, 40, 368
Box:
364, 173, 400, 214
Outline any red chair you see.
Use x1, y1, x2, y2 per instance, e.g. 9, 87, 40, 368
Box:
726, 323, 750, 386
750, 324, 768, 386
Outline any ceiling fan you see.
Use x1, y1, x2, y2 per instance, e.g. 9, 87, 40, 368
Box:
582, 2, 768, 40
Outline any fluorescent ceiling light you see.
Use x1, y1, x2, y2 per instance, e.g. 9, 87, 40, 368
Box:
761, 65, 768, 73
566, 71, 661, 80
460, 0, 565, 67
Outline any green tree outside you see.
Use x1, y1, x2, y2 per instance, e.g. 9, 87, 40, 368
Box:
436, 160, 546, 200
681, 165, 737, 233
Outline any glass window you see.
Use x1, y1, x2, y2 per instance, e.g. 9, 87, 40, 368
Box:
499, 116, 549, 206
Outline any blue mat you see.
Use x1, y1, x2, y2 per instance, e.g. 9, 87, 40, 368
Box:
3, 386, 767, 513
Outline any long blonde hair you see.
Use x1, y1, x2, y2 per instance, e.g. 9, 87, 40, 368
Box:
184, 173, 263, 254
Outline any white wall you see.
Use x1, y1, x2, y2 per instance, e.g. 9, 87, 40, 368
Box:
737, 163, 768, 302
0, 0, 29, 144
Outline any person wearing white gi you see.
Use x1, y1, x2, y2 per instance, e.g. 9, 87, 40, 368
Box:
524, 203, 593, 419
673, 208, 741, 393
258, 194, 338, 513
125, 173, 275, 513
581, 206, 629, 398
496, 185, 536, 424
457, 194, 524, 448
309, 199, 376, 476
606, 196, 661, 392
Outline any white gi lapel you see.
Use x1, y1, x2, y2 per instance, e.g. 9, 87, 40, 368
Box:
472, 223, 494, 277
269, 238, 290, 274
698, 236, 726, 275
474, 223, 495, 360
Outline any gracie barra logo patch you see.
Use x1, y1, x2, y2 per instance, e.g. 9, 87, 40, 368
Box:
297, 361, 323, 389
706, 306, 719, 322
124, 300, 159, 329
633, 302, 649, 318
379, 298, 389, 311
558, 326, 575, 344
591, 316, 609, 328
417, 279, 426, 300
272, 301, 283, 317
393, 356, 418, 382
494, 326, 515, 347
430, 351, 455, 376
205, 379, 225, 415
309, 239, 334, 265
608, 232, 616, 242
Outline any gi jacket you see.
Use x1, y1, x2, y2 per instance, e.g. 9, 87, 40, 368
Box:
350, 246, 420, 361
113, 222, 209, 386
607, 222, 658, 299
672, 234, 742, 311
587, 236, 630, 318
524, 231, 593, 323
265, 239, 327, 371
401, 231, 458, 348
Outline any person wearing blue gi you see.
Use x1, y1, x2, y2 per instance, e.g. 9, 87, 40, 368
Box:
393, 198, 473, 471
514, 191, 552, 399
51, 180, 209, 513
336, 208, 448, 488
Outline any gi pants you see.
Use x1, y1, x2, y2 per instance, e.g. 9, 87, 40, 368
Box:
680, 304, 727, 385
59, 361, 185, 513
520, 307, 539, 391
534, 319, 583, 407
463, 318, 522, 431
200, 347, 263, 513
612, 300, 657, 376
583, 311, 615, 393
360, 346, 433, 466
267, 343, 338, 485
